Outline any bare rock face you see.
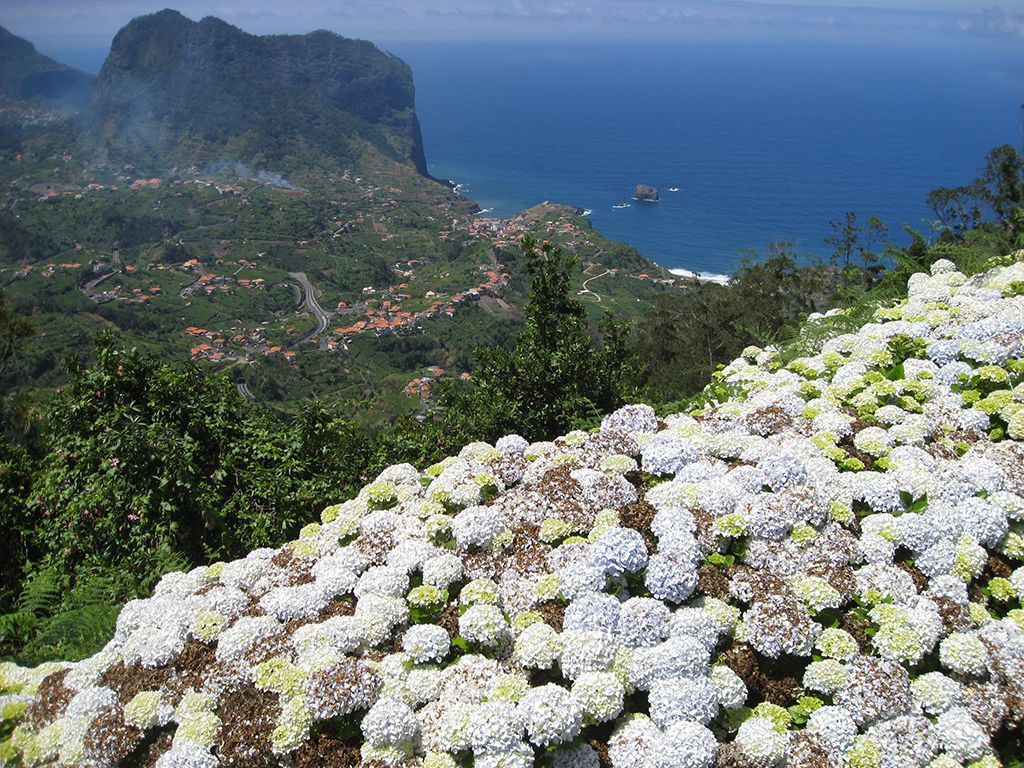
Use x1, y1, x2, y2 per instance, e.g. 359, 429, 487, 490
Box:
633, 183, 659, 201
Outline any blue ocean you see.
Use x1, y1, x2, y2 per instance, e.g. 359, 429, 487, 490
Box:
390, 40, 1024, 276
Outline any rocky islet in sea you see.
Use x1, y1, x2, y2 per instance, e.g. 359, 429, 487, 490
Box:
633, 184, 659, 202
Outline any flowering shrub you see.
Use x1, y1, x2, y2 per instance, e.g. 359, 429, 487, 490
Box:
2, 256, 1023, 766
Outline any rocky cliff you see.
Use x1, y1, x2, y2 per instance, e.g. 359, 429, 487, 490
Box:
77, 10, 429, 178
2, 255, 1023, 767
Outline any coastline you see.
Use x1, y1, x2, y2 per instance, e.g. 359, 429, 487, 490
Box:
448, 175, 732, 286
668, 267, 730, 285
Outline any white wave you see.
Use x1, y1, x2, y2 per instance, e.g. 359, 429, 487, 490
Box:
668, 267, 730, 285
581, 209, 592, 216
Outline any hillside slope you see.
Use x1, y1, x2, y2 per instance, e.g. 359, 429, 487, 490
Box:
2, 254, 1022, 765
0, 26, 93, 112
0, 15, 674, 415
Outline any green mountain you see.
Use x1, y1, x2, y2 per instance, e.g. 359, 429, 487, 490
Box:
76, 9, 429, 180
0, 12, 673, 420
0, 25, 94, 111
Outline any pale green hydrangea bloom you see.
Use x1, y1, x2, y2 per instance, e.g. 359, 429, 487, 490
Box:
940, 632, 989, 677
486, 673, 530, 702
459, 442, 500, 462
954, 535, 988, 582
815, 628, 858, 661
414, 500, 447, 519
425, 513, 453, 539
460, 578, 500, 606
491, 528, 515, 550
562, 430, 589, 448
803, 660, 846, 695
290, 538, 318, 558
830, 500, 854, 524
750, 702, 791, 732
124, 691, 164, 729
872, 623, 924, 665
853, 426, 891, 457
533, 574, 561, 602
701, 597, 741, 633
540, 518, 572, 544
191, 609, 227, 642
793, 576, 842, 614
253, 657, 307, 698
846, 735, 882, 768
511, 611, 544, 635
1003, 531, 1024, 560
588, 508, 620, 542
572, 671, 624, 722
173, 691, 220, 748
427, 456, 458, 477
1008, 609, 1024, 632
600, 454, 638, 475
423, 751, 459, 768
789, 523, 817, 546
271, 696, 312, 754
407, 584, 447, 610
715, 513, 748, 538
363, 480, 399, 509
987, 577, 1015, 602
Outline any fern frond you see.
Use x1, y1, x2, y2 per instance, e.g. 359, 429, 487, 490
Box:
14, 567, 61, 620
19, 602, 119, 665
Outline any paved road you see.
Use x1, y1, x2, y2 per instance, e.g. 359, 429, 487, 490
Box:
82, 269, 121, 292
288, 271, 330, 346
237, 382, 254, 399
579, 269, 611, 302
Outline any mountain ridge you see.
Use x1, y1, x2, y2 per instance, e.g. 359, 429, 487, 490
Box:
77, 9, 429, 180
0, 12, 673, 415
0, 25, 94, 112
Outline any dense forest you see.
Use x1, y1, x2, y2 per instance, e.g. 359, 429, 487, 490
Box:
1, 143, 1021, 665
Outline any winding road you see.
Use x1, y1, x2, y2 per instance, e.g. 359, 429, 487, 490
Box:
288, 271, 330, 346
579, 269, 612, 302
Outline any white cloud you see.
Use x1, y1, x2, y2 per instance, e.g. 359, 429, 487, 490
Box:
2, 0, 1022, 45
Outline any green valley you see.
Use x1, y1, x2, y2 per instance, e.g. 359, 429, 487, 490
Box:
0, 14, 673, 420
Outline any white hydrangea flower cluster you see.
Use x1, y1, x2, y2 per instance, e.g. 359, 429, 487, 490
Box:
4, 257, 1024, 768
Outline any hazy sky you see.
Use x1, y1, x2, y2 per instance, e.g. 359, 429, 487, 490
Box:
2, 0, 1023, 67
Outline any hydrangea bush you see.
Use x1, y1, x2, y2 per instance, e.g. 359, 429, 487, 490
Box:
2, 256, 1024, 766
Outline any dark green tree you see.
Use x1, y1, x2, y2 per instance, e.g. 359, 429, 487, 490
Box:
0, 335, 375, 661
926, 144, 1024, 242
927, 185, 983, 241
977, 144, 1024, 235
825, 212, 886, 276
0, 290, 35, 621
447, 236, 638, 441
28, 337, 373, 579
0, 289, 32, 383
636, 247, 830, 402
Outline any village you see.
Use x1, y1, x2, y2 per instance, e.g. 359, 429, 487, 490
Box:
4, 169, 681, 406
